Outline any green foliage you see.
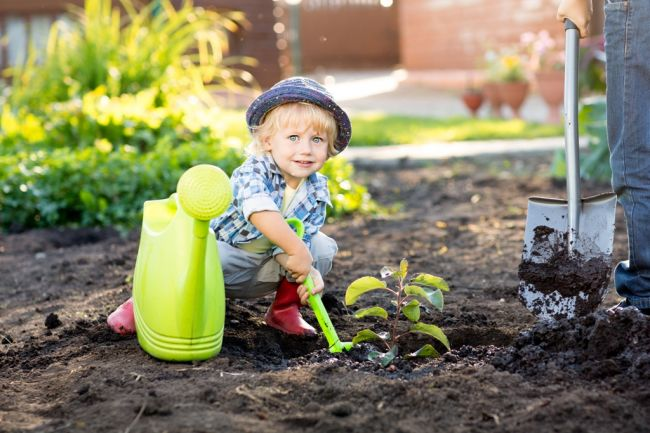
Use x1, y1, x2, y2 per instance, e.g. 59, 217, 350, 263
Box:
0, 142, 374, 231
345, 258, 450, 367
5, 0, 254, 112
550, 96, 611, 183
320, 156, 378, 218
0, 143, 241, 231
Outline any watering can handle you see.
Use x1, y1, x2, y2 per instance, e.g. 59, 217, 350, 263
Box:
284, 217, 346, 350
564, 19, 581, 245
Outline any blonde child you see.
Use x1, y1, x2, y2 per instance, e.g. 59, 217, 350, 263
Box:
108, 77, 351, 335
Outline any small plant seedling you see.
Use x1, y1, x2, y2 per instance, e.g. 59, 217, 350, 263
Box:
345, 258, 450, 367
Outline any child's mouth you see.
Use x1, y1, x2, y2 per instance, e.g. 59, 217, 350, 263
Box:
294, 160, 314, 167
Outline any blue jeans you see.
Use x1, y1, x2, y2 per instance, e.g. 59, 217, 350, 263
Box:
605, 0, 650, 308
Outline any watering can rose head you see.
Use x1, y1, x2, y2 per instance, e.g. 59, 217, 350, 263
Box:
177, 164, 232, 221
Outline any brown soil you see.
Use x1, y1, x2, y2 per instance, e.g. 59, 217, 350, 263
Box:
1, 155, 648, 433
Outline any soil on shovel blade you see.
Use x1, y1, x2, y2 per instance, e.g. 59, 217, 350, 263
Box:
518, 225, 613, 319
1, 155, 649, 433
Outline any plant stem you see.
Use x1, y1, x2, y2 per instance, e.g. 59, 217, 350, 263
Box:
390, 275, 404, 348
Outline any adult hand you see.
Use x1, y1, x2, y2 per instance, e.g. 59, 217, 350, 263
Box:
557, 0, 593, 38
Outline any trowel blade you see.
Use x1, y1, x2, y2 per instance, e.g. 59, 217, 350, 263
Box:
518, 193, 617, 321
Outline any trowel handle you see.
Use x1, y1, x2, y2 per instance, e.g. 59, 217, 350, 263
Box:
285, 217, 345, 351
564, 19, 581, 244
302, 275, 346, 351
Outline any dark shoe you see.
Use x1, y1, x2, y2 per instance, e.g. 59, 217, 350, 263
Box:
264, 278, 316, 336
607, 299, 650, 316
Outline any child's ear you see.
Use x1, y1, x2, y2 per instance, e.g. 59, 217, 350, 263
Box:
262, 136, 273, 152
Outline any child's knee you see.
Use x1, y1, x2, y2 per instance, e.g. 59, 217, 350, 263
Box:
310, 232, 338, 276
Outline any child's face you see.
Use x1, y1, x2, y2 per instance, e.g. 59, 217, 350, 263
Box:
263, 124, 329, 189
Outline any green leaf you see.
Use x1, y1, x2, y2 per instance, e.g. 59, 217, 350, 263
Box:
368, 350, 382, 362
352, 329, 383, 345
411, 273, 449, 291
409, 322, 450, 350
345, 276, 387, 305
402, 299, 421, 323
368, 346, 398, 367
354, 306, 388, 320
406, 344, 439, 358
400, 258, 408, 278
404, 285, 444, 312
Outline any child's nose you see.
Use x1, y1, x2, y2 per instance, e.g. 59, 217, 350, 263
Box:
296, 138, 312, 153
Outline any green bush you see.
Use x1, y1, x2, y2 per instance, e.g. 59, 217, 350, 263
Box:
0, 144, 374, 232
0, 142, 241, 231
320, 156, 378, 219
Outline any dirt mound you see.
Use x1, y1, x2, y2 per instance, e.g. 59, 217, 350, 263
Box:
492, 309, 650, 384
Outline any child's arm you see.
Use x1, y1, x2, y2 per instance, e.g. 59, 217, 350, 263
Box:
249, 211, 312, 281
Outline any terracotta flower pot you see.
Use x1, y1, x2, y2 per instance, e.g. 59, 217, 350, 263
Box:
497, 81, 529, 119
482, 82, 502, 118
536, 70, 564, 124
461, 90, 484, 117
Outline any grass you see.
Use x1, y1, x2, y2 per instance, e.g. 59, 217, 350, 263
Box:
220, 110, 564, 147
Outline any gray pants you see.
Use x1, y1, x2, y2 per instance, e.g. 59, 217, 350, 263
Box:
217, 232, 338, 299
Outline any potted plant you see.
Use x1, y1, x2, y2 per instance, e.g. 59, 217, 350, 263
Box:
461, 82, 484, 117
483, 46, 529, 118
521, 30, 565, 124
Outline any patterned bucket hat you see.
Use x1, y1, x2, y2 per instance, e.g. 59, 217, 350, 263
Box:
246, 77, 351, 153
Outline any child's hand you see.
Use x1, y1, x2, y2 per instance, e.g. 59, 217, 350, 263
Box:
284, 248, 313, 284
297, 268, 324, 305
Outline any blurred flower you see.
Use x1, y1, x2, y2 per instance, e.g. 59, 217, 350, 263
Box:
520, 30, 564, 73
484, 46, 528, 83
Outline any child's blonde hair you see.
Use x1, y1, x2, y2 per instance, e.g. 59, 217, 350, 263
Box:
247, 102, 338, 157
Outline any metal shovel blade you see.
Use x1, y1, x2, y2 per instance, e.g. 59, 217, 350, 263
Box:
518, 193, 616, 320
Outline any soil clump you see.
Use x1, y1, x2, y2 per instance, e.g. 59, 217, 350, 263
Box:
518, 225, 612, 319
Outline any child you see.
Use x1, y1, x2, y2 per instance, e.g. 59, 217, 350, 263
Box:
108, 77, 351, 336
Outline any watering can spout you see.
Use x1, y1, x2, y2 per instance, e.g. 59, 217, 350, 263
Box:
132, 165, 233, 361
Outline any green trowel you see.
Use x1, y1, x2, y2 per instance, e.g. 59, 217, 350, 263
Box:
132, 164, 232, 362
285, 218, 353, 353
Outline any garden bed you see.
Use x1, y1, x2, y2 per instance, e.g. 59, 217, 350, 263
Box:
1, 154, 648, 433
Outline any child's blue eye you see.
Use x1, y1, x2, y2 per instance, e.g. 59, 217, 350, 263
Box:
288, 135, 299, 142
312, 136, 323, 144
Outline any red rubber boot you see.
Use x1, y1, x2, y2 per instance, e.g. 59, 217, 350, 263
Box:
107, 297, 136, 335
264, 278, 316, 336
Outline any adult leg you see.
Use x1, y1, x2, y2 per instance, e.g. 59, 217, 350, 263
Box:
605, 0, 650, 309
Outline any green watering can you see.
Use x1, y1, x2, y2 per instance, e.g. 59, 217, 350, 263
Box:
132, 164, 232, 362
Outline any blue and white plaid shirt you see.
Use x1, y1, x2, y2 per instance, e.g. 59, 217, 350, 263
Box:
210, 154, 331, 254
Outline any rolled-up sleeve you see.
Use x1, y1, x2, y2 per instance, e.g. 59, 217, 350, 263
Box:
232, 164, 280, 220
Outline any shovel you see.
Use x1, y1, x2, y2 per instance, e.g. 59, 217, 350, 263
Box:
285, 218, 353, 353
517, 20, 617, 321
